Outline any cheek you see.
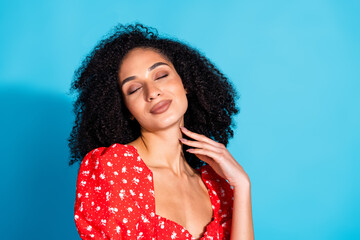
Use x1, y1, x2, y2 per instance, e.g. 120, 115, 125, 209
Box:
168, 76, 186, 94
123, 97, 142, 117
172, 83, 188, 107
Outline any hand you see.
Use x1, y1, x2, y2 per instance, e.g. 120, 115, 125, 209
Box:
179, 126, 250, 188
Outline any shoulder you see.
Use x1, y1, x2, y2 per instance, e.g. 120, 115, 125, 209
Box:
76, 143, 151, 194
77, 142, 153, 193
75, 143, 153, 214
81, 143, 138, 166
74, 143, 155, 236
79, 143, 142, 175
76, 143, 135, 187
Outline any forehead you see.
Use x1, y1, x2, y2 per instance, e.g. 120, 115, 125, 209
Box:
119, 48, 171, 75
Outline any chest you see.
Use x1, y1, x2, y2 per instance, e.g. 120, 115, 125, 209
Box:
152, 171, 214, 239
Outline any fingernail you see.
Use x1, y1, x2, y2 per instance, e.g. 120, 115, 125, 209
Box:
179, 138, 186, 142
186, 149, 193, 152
180, 126, 187, 131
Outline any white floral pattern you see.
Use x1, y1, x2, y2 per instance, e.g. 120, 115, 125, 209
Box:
74, 143, 233, 239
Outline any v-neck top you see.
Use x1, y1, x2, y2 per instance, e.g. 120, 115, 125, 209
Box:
74, 143, 233, 240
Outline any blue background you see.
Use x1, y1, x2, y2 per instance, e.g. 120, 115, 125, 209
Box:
0, 0, 359, 239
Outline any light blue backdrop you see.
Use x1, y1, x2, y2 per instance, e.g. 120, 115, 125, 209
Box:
0, 1, 359, 239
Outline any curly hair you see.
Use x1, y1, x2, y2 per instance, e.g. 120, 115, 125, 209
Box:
68, 23, 239, 169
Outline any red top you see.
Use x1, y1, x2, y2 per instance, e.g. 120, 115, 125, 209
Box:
74, 143, 233, 240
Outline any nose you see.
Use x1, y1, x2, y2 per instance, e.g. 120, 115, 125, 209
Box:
145, 83, 162, 101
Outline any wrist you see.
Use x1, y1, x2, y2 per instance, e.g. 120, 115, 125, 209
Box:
231, 176, 251, 190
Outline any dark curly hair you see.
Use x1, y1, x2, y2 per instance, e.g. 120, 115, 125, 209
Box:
68, 23, 239, 169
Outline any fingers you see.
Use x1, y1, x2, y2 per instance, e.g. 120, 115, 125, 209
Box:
187, 148, 223, 163
193, 153, 216, 166
179, 138, 222, 154
179, 127, 241, 185
180, 126, 228, 165
180, 126, 224, 148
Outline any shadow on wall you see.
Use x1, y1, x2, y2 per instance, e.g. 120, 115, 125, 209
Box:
0, 85, 81, 239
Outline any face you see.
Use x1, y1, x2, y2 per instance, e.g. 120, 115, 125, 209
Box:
118, 48, 188, 132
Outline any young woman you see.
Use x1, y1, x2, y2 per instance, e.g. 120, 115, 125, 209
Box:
69, 23, 254, 240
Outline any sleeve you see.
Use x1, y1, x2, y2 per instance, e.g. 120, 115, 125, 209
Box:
219, 180, 233, 240
220, 208, 232, 240
204, 165, 234, 239
73, 145, 137, 240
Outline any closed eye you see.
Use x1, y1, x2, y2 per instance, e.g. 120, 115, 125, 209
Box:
128, 87, 141, 95
127, 74, 168, 95
156, 74, 168, 80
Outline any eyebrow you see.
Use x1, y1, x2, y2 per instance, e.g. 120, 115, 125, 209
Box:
121, 62, 169, 88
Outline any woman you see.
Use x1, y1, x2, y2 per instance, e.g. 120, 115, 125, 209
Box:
69, 23, 254, 239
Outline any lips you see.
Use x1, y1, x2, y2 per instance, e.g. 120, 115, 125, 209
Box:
150, 99, 172, 114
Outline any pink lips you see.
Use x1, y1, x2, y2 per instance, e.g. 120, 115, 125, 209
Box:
150, 100, 172, 114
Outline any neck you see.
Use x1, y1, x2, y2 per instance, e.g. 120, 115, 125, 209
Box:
131, 120, 195, 177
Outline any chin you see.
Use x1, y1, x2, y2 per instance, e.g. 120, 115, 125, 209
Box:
142, 111, 186, 132
157, 116, 183, 129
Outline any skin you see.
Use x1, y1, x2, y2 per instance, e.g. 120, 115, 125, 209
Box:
118, 47, 254, 239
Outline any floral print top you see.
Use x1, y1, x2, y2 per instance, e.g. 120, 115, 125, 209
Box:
74, 143, 233, 239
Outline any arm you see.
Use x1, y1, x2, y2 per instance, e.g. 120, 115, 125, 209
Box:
179, 126, 255, 240
74, 145, 137, 239
230, 183, 254, 240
